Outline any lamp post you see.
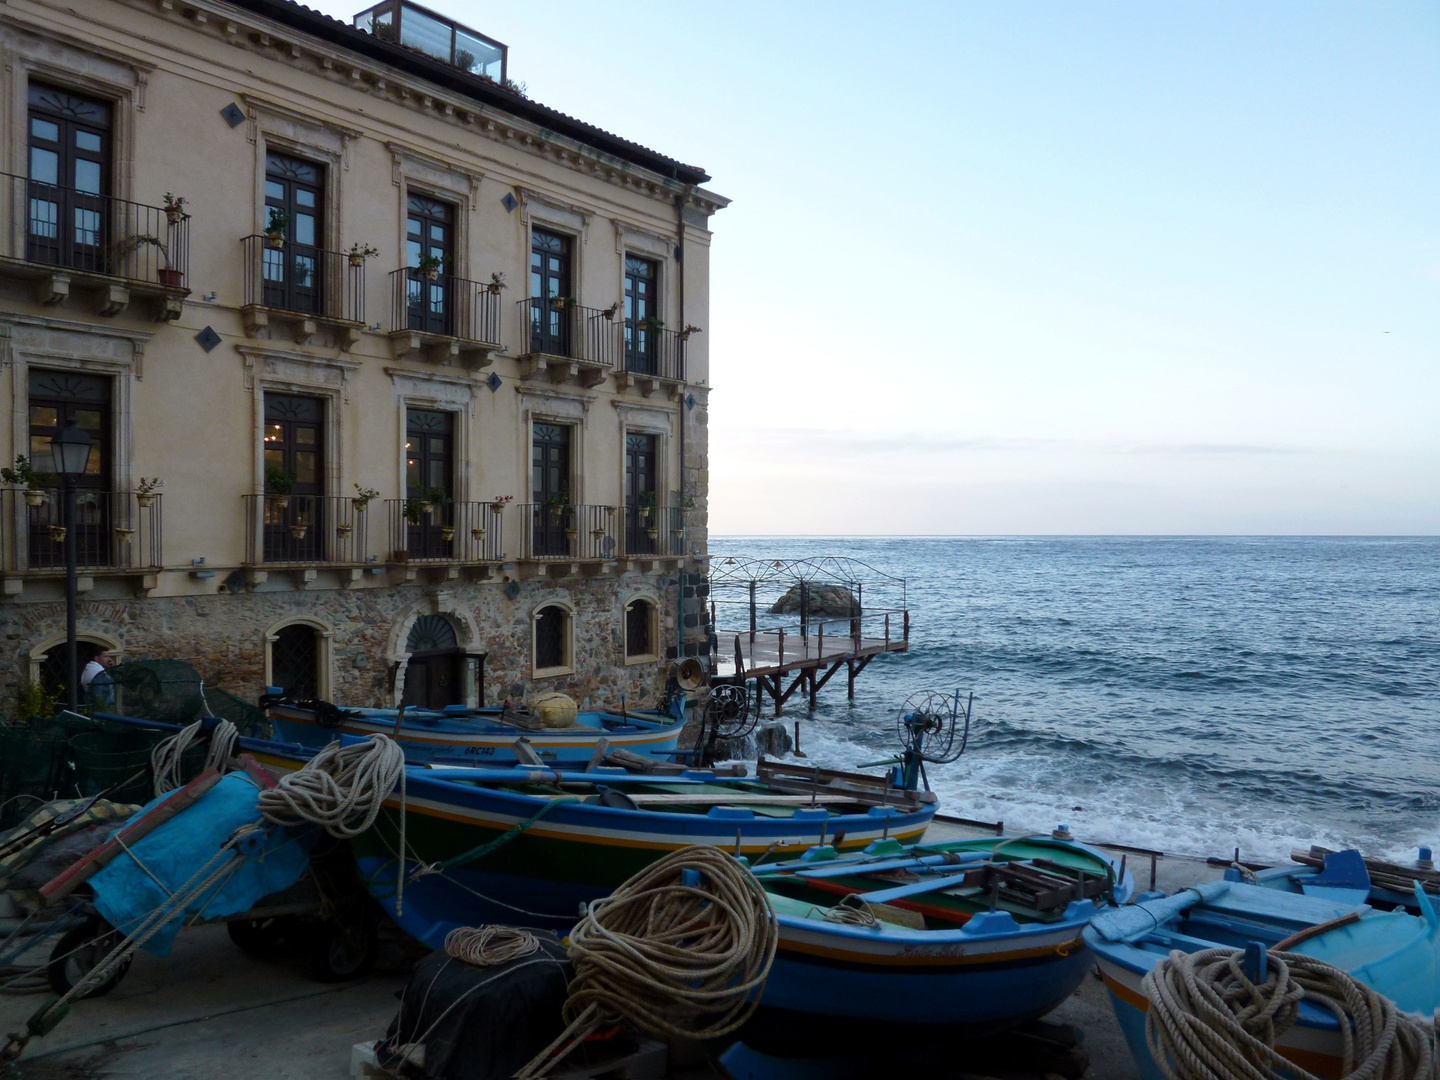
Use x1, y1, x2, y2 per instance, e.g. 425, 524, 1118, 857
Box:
50, 420, 93, 712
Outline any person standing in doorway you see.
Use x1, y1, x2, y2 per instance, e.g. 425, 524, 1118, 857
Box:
81, 648, 115, 708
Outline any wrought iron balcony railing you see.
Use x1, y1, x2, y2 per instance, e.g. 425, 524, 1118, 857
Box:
1, 488, 162, 573
0, 172, 189, 289
389, 269, 502, 346
241, 235, 365, 324
386, 499, 504, 563
242, 495, 372, 565
520, 504, 618, 560
620, 505, 684, 558
623, 324, 687, 382
517, 298, 623, 366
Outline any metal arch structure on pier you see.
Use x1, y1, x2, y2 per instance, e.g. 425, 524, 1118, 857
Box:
707, 556, 910, 715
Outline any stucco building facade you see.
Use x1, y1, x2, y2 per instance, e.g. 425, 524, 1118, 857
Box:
0, 0, 724, 710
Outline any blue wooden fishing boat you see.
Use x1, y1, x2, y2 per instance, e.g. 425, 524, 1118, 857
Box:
352, 757, 939, 946
1085, 850, 1440, 1080
267, 699, 684, 766
748, 834, 1133, 1031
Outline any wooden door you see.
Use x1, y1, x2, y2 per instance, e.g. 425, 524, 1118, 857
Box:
531, 422, 571, 556
405, 195, 454, 335
529, 229, 572, 356
263, 153, 324, 314
263, 394, 324, 561
27, 370, 110, 568
405, 409, 454, 559
625, 432, 657, 555
26, 85, 111, 274
624, 256, 658, 374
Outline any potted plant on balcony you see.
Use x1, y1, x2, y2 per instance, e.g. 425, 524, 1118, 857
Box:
108, 234, 183, 288
265, 466, 295, 510
352, 484, 379, 513
335, 521, 353, 538
416, 254, 443, 282
1, 457, 47, 508
591, 527, 605, 541
548, 294, 575, 312
135, 477, 163, 509
471, 526, 486, 541
602, 302, 620, 321
163, 193, 187, 226
48, 525, 66, 543
636, 490, 655, 524
347, 242, 379, 268
488, 271, 508, 296
637, 316, 664, 332
490, 494, 511, 516
114, 526, 134, 543
679, 324, 703, 341
264, 208, 289, 249
289, 523, 309, 540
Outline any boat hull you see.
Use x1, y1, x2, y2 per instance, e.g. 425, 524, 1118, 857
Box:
354, 775, 935, 945
270, 704, 682, 765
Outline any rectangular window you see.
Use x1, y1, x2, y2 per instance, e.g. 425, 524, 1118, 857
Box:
531, 422, 572, 557
625, 432, 657, 555
263, 153, 325, 315
405, 409, 454, 560
624, 256, 658, 374
26, 84, 111, 273
27, 370, 111, 568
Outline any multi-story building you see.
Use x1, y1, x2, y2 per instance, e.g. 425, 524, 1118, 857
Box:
0, 0, 725, 710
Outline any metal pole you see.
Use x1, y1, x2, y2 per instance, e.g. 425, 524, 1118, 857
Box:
64, 479, 78, 712
748, 579, 756, 641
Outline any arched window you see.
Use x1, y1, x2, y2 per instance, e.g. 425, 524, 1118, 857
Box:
271, 624, 319, 699
625, 599, 654, 660
533, 604, 571, 674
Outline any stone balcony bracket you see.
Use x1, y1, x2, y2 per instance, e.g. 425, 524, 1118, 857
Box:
242, 305, 363, 351
520, 354, 607, 389
6, 264, 186, 322
389, 330, 496, 369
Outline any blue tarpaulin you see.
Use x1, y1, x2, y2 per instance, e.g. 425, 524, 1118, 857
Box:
90, 774, 313, 956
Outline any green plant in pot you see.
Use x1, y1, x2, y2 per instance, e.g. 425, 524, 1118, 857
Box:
416, 253, 443, 282
264, 208, 289, 249
110, 233, 182, 288
1, 456, 48, 507
347, 242, 379, 268
265, 466, 295, 509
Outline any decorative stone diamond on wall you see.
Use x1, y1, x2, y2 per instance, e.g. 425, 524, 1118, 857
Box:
485, 372, 502, 392
195, 326, 221, 352
220, 102, 246, 128
501, 192, 518, 213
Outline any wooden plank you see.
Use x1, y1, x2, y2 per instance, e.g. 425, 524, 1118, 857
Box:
41, 768, 223, 903
511, 737, 546, 767
618, 793, 857, 806
584, 737, 611, 773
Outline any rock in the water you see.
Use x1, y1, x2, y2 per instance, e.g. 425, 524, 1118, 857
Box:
712, 721, 793, 762
767, 583, 858, 617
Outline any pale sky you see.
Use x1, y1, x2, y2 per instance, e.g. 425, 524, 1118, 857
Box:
307, 1, 1440, 534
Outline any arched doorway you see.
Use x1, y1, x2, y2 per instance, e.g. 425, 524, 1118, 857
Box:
401, 614, 468, 710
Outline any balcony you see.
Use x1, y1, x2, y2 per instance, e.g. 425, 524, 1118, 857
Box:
0, 173, 189, 321
516, 298, 619, 387
388, 269, 502, 368
619, 505, 685, 560
520, 504, 619, 565
240, 236, 364, 349
386, 500, 504, 566
615, 325, 688, 398
242, 496, 373, 573
0, 488, 162, 593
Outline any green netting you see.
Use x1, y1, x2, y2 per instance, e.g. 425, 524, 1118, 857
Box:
0, 727, 65, 828
105, 660, 268, 737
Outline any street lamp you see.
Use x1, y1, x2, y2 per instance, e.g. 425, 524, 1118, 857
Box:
50, 421, 93, 712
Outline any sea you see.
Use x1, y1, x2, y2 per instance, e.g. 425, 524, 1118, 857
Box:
707, 536, 1440, 865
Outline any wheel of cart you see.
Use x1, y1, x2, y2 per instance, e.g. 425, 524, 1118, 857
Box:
46, 915, 132, 998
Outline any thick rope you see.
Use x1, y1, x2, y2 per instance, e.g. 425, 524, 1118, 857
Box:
151, 719, 237, 796
256, 736, 402, 839
516, 845, 777, 1079
444, 925, 541, 967
1142, 947, 1436, 1080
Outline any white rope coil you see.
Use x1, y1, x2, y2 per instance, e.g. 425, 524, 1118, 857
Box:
1143, 946, 1436, 1080
257, 736, 403, 838
444, 925, 541, 967
516, 845, 777, 1078
151, 719, 238, 796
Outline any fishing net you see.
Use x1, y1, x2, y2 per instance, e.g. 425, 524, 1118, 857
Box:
104, 660, 268, 737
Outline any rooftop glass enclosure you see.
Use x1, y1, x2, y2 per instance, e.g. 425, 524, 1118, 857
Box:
353, 2, 507, 83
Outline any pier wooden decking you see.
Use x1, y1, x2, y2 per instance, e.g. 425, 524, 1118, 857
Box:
715, 621, 910, 715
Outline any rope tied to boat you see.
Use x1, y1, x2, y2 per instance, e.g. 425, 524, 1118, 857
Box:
1142, 946, 1436, 1080
444, 925, 541, 967
515, 845, 778, 1078
150, 718, 238, 796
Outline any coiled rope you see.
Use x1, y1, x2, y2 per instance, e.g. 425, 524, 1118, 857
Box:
151, 718, 238, 796
444, 925, 541, 967
1143, 947, 1436, 1080
256, 736, 403, 839
516, 845, 777, 1079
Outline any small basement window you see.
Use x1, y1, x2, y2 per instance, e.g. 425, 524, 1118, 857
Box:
625, 599, 655, 661
533, 604, 572, 675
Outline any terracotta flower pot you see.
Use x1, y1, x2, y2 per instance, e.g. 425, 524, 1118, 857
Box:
440, 527, 455, 541
265, 233, 285, 250
166, 207, 184, 225
348, 254, 365, 268
565, 528, 578, 540
48, 525, 66, 543
156, 268, 184, 288
270, 495, 290, 510
114, 527, 134, 542
423, 268, 440, 282
290, 525, 308, 540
